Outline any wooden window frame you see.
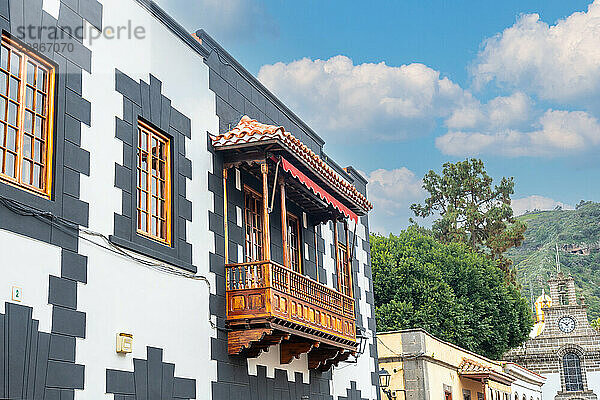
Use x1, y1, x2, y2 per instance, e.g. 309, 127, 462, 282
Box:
0, 36, 55, 198
337, 242, 351, 296
286, 212, 302, 273
136, 119, 172, 245
243, 185, 264, 262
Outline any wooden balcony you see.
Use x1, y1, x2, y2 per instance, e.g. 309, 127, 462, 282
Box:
225, 260, 357, 371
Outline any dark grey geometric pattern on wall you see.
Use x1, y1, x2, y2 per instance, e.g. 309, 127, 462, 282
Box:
362, 232, 381, 398
110, 70, 195, 273
245, 366, 333, 400
207, 131, 337, 400
0, 0, 99, 398
0, 0, 96, 247
315, 224, 327, 284
199, 27, 378, 400
106, 346, 196, 400
338, 381, 369, 400
0, 302, 84, 399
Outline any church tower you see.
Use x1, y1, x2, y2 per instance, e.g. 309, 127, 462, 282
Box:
504, 271, 600, 400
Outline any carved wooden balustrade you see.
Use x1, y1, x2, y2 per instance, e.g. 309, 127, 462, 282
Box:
225, 260, 357, 370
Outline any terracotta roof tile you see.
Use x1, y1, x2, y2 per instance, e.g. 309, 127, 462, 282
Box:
458, 358, 516, 385
211, 116, 373, 213
458, 359, 492, 374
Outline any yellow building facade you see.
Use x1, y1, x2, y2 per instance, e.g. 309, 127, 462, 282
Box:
378, 329, 514, 400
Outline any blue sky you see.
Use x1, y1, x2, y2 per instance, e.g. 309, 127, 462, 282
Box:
158, 0, 600, 233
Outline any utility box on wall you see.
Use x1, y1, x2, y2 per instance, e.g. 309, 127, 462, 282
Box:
116, 333, 133, 354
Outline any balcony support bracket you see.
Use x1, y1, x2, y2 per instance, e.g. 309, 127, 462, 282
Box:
280, 340, 320, 364
308, 348, 354, 371
228, 328, 290, 358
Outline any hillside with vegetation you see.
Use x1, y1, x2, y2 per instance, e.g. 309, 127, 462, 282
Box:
508, 201, 600, 321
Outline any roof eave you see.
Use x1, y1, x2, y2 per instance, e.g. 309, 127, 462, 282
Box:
459, 371, 514, 386
213, 139, 370, 215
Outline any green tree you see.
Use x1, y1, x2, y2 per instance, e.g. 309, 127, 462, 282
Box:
372, 228, 532, 359
411, 158, 526, 278
592, 317, 600, 331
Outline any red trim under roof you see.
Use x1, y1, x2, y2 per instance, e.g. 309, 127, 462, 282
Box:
211, 116, 372, 214
276, 156, 358, 223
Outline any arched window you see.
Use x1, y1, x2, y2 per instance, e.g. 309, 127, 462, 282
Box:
563, 352, 584, 392
514, 393, 518, 400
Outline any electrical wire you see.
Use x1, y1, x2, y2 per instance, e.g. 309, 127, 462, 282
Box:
376, 336, 424, 360
0, 195, 230, 333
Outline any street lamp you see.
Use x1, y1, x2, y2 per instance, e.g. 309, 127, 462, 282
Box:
379, 368, 391, 388
342, 328, 369, 365
379, 368, 395, 399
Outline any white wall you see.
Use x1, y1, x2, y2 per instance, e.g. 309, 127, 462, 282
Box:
78, 0, 218, 397
63, 0, 378, 398
511, 379, 542, 400
540, 369, 600, 399
77, 242, 213, 398
321, 222, 337, 290
331, 218, 378, 400
247, 345, 310, 384
42, 0, 60, 19
0, 0, 62, 340
541, 373, 561, 400
0, 1, 379, 398
0, 228, 61, 333
588, 371, 600, 396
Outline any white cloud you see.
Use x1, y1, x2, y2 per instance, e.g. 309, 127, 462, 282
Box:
511, 195, 574, 216
472, 1, 600, 104
446, 92, 534, 131
258, 54, 600, 158
258, 55, 472, 142
155, 0, 278, 42
362, 168, 426, 234
154, 0, 600, 160
437, 109, 600, 157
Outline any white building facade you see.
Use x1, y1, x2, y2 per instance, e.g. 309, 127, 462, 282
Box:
0, 1, 380, 399
504, 362, 546, 400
